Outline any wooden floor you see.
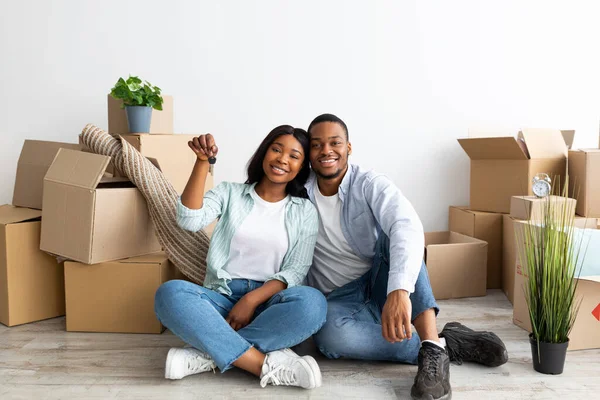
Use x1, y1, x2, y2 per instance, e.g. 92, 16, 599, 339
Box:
1, 290, 598, 399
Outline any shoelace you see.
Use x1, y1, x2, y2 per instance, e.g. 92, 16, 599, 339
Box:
260, 364, 297, 388
421, 348, 440, 377
187, 355, 215, 374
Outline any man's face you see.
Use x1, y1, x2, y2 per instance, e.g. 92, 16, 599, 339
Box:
309, 122, 351, 180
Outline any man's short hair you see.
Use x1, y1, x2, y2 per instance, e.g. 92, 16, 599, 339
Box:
307, 114, 349, 141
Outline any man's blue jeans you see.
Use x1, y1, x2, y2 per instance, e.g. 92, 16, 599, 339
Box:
155, 279, 327, 372
313, 234, 439, 365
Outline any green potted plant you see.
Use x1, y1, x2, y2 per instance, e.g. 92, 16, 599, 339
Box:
109, 76, 164, 133
516, 177, 585, 375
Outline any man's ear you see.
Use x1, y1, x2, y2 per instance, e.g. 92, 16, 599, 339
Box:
348, 142, 352, 156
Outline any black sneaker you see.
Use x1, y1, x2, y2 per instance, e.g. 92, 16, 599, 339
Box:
440, 322, 508, 367
410, 342, 451, 400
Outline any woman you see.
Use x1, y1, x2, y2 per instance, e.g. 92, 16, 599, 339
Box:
154, 125, 326, 390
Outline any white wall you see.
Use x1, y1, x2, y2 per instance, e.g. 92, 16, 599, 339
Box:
1, 0, 599, 231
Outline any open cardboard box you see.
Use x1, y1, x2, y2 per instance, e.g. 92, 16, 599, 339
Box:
107, 95, 174, 134
424, 231, 488, 300
64, 252, 180, 333
568, 149, 600, 217
448, 206, 503, 289
0, 205, 65, 327
458, 129, 572, 213
513, 220, 600, 350
78, 135, 218, 237
13, 140, 81, 210
40, 149, 161, 264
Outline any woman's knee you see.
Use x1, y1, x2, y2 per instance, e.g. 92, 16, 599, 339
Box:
154, 280, 195, 312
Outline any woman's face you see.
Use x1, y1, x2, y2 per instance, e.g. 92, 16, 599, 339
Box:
261, 134, 305, 185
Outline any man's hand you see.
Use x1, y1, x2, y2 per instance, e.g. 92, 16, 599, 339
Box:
381, 289, 412, 343
226, 295, 258, 331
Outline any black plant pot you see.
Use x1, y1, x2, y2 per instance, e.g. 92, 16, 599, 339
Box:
529, 334, 569, 375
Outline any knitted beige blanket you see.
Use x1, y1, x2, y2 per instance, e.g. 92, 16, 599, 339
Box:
79, 124, 209, 284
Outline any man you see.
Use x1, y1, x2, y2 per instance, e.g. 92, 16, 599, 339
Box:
304, 114, 508, 400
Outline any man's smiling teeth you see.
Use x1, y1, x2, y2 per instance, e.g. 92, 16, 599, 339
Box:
321, 159, 337, 164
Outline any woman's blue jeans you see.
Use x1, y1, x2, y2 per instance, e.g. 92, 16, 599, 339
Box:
155, 279, 327, 372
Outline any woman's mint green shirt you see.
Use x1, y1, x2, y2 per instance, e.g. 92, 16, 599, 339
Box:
177, 182, 319, 296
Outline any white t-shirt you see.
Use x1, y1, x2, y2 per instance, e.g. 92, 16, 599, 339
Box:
307, 181, 372, 294
223, 189, 289, 281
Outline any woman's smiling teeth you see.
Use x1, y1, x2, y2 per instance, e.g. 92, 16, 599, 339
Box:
271, 165, 287, 175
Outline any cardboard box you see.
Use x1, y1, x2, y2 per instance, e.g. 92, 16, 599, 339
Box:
574, 216, 598, 229
509, 195, 576, 223
13, 140, 81, 210
108, 95, 174, 134
64, 252, 179, 333
448, 206, 503, 289
514, 271, 600, 352
568, 276, 600, 350
0, 205, 65, 327
502, 215, 518, 304
513, 221, 600, 350
424, 231, 488, 300
78, 134, 217, 235
458, 129, 571, 213
40, 149, 161, 264
568, 149, 600, 217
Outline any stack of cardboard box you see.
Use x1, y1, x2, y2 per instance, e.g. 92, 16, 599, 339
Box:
0, 95, 214, 334
1, 141, 80, 328
425, 129, 572, 301
433, 126, 600, 351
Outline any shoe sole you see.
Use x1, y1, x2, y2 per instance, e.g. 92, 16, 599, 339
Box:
165, 348, 182, 380
301, 355, 322, 388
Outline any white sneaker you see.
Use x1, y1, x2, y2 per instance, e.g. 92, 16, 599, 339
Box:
165, 347, 216, 380
259, 348, 322, 389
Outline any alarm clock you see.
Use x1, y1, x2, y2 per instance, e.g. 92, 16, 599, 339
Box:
532, 173, 551, 198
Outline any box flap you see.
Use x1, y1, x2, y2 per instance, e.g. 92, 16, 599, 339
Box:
12, 140, 81, 209
518, 128, 568, 159
458, 137, 528, 160
0, 205, 42, 225
452, 206, 495, 217
561, 130, 575, 150
16, 140, 81, 167
571, 148, 600, 153
118, 252, 168, 265
425, 231, 487, 246
44, 149, 110, 190
99, 175, 130, 184
146, 157, 162, 171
